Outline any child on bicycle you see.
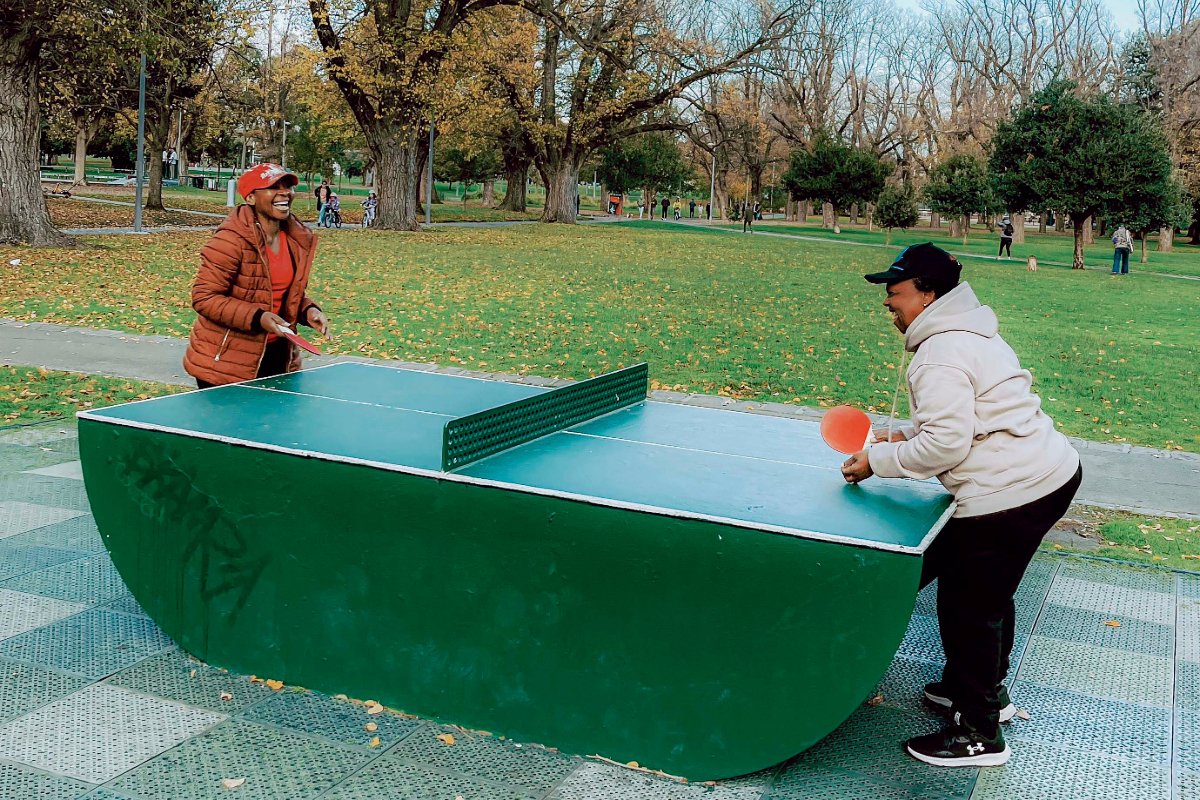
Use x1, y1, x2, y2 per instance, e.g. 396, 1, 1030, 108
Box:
362, 191, 378, 227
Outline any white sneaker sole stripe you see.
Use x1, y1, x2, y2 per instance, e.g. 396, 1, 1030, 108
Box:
905, 744, 1011, 768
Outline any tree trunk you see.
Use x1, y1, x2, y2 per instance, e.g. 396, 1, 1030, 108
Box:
178, 145, 189, 180
1140, 234, 1148, 263
374, 131, 421, 231
72, 126, 89, 186
0, 37, 72, 246
949, 218, 961, 239
1158, 226, 1173, 252
831, 206, 841, 234
930, 212, 940, 229
1070, 214, 1086, 269
822, 202, 834, 229
1038, 212, 1047, 234
1080, 215, 1094, 245
482, 180, 495, 207
1055, 212, 1065, 233
499, 163, 529, 211
865, 202, 874, 232
961, 214, 970, 244
1009, 211, 1025, 243
144, 106, 171, 210
850, 202, 859, 225
714, 175, 729, 221
540, 159, 579, 223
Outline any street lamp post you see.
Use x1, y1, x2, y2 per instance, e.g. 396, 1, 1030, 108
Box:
708, 152, 716, 221
281, 120, 289, 170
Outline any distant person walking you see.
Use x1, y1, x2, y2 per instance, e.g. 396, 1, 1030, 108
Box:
315, 180, 331, 227
1111, 224, 1133, 274
998, 218, 1014, 258
673, 202, 681, 221
753, 200, 762, 221
660, 196, 670, 220
688, 199, 696, 218
742, 201, 753, 233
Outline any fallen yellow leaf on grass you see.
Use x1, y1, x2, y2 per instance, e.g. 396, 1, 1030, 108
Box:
364, 722, 378, 732
265, 679, 284, 691
437, 733, 456, 746
221, 777, 246, 789
1103, 620, 1121, 628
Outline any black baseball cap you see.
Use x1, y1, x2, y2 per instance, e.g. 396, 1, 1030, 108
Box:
864, 242, 962, 285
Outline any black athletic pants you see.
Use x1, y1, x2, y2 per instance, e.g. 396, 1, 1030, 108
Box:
196, 338, 291, 390
920, 464, 1082, 736
998, 238, 1012, 257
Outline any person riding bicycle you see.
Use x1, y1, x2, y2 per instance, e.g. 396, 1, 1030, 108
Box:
323, 194, 341, 228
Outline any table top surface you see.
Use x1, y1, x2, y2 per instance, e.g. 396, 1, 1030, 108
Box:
81, 363, 952, 553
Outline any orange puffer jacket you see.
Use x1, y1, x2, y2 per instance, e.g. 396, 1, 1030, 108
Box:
182, 205, 319, 385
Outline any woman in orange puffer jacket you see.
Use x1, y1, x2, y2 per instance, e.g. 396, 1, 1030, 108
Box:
183, 164, 330, 388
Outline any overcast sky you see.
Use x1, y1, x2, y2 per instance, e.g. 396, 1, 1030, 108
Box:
894, 0, 1143, 35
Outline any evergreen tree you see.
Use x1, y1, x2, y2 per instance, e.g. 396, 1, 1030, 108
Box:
781, 136, 890, 233
923, 154, 992, 245
989, 80, 1179, 269
875, 183, 920, 244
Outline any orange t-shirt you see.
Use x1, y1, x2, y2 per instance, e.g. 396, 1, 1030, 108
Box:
265, 231, 294, 341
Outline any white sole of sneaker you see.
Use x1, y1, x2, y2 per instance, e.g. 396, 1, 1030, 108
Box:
906, 743, 1011, 768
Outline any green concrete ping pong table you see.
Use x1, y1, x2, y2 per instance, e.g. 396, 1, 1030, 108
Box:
76, 361, 953, 780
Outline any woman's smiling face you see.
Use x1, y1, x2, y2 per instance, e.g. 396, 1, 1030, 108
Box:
882, 279, 936, 333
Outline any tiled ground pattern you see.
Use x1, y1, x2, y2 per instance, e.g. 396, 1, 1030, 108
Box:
0, 421, 1194, 799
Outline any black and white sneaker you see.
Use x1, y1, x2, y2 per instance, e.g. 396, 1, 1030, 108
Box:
923, 681, 1016, 724
904, 724, 1011, 767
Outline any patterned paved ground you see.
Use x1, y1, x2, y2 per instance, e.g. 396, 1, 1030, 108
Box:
0, 420, 1195, 799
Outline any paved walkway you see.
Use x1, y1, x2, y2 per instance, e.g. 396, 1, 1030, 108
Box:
2, 318, 1196, 520
0, 418, 1195, 798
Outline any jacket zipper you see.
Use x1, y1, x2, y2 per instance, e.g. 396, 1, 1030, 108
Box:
213, 328, 232, 362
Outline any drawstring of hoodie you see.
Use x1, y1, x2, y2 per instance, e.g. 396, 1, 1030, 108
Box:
886, 346, 910, 441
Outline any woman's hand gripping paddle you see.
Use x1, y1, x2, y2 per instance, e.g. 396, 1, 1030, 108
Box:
820, 405, 873, 455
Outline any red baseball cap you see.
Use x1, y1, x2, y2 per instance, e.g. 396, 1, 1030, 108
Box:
237, 163, 298, 201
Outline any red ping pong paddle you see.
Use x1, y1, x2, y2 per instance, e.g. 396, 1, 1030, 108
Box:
277, 326, 322, 355
820, 405, 872, 454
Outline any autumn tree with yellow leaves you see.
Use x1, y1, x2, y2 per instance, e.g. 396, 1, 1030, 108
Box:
488, 0, 794, 223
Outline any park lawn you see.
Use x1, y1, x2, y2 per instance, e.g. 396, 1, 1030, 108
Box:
1047, 504, 1200, 571
717, 219, 1200, 277
47, 199, 209, 230
1, 223, 1197, 452
0, 367, 183, 425
62, 187, 543, 225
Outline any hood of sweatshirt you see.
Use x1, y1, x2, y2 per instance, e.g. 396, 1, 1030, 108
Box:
902, 281, 998, 352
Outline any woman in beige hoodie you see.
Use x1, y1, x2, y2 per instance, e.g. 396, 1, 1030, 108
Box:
841, 243, 1081, 768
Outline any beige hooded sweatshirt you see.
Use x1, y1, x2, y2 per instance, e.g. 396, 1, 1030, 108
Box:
867, 282, 1079, 517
